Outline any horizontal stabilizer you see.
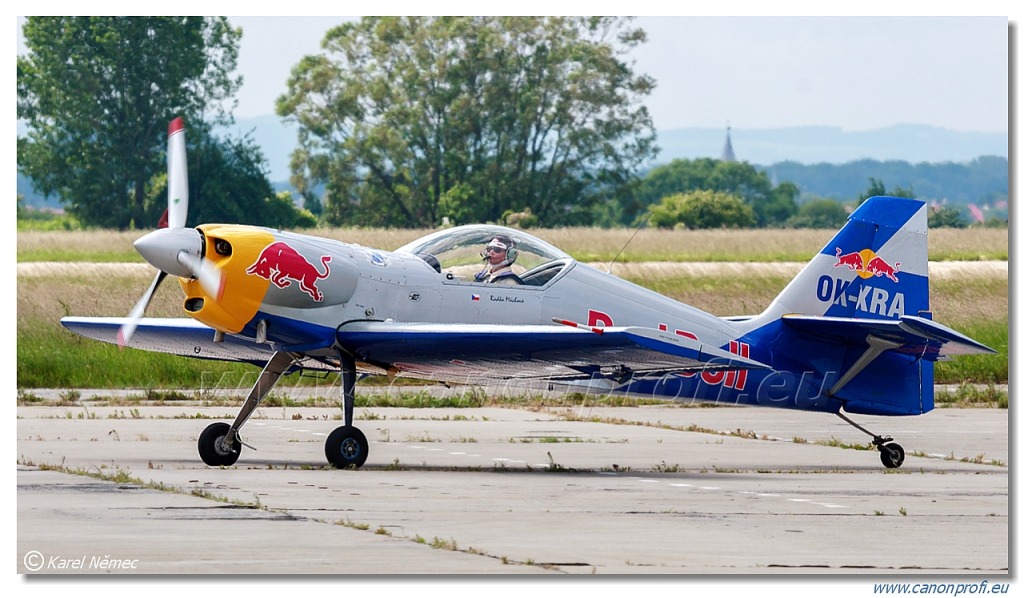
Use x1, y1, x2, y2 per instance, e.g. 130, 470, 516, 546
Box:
781, 314, 996, 360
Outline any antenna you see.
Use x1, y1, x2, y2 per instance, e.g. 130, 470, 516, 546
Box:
608, 210, 653, 276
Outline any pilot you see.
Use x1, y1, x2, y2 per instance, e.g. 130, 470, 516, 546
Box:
474, 235, 523, 285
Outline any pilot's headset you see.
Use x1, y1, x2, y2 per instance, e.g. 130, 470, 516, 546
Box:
481, 236, 518, 267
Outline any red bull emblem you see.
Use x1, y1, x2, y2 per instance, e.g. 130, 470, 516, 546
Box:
833, 247, 900, 283
247, 241, 332, 301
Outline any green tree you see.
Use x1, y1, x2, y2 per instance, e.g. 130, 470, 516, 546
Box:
760, 180, 800, 227
649, 190, 755, 229
928, 206, 967, 229
638, 158, 796, 227
787, 197, 849, 228
277, 16, 657, 227
17, 17, 242, 229
142, 123, 316, 229
858, 177, 915, 204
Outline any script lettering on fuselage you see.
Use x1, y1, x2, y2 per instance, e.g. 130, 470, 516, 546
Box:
658, 323, 697, 341
587, 309, 613, 328
586, 310, 698, 340
816, 275, 905, 318
675, 340, 751, 391
586, 309, 749, 391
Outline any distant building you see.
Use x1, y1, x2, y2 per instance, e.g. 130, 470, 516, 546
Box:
721, 125, 736, 162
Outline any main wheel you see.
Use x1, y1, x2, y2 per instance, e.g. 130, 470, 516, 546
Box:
325, 425, 369, 469
198, 422, 241, 466
879, 442, 905, 469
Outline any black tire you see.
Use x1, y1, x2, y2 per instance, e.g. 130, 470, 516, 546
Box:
880, 442, 905, 469
325, 425, 369, 469
198, 422, 241, 466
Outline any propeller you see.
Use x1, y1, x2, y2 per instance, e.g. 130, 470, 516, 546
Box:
118, 118, 224, 347
177, 250, 225, 302
118, 271, 167, 347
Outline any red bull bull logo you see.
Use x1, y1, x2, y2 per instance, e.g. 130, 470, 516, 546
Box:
834, 247, 900, 283
246, 241, 332, 301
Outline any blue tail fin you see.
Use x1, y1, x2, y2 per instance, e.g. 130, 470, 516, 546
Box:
747, 195, 930, 325
739, 196, 937, 415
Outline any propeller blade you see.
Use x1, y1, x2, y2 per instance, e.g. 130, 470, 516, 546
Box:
177, 252, 225, 301
120, 118, 201, 349
118, 270, 168, 347
166, 117, 188, 228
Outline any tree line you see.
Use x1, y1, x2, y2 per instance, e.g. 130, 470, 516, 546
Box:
766, 157, 1007, 206
636, 159, 1007, 230
17, 17, 1006, 231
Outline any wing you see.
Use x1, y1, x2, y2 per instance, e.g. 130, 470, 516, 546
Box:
62, 317, 773, 384
335, 321, 770, 383
61, 316, 285, 367
781, 314, 996, 359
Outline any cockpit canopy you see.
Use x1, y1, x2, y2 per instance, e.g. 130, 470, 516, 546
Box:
395, 225, 572, 281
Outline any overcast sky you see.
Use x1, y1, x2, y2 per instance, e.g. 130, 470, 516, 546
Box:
15, 12, 1011, 134
223, 15, 1010, 133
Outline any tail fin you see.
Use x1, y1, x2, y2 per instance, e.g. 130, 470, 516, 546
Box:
745, 195, 929, 327
735, 196, 993, 416
736, 196, 935, 416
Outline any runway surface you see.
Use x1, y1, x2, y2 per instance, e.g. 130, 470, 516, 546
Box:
17, 398, 1009, 575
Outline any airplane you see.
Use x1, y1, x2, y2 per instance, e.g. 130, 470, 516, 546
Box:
61, 118, 997, 470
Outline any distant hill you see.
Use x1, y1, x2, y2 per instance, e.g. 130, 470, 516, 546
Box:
221, 118, 1007, 184
656, 124, 1007, 167
763, 156, 1008, 205
17, 118, 1008, 210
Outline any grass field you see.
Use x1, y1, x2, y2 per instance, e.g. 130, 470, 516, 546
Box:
17, 257, 1007, 389
16, 225, 1009, 393
17, 226, 1010, 263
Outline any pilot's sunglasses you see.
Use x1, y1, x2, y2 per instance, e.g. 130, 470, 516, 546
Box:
485, 246, 505, 254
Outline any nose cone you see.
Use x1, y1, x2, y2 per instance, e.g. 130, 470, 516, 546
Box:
134, 228, 204, 278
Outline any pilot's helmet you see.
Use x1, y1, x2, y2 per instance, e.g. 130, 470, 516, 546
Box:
485, 235, 518, 264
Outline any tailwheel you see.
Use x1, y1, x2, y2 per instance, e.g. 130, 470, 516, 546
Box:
836, 411, 906, 469
198, 422, 241, 466
879, 442, 905, 469
325, 425, 368, 469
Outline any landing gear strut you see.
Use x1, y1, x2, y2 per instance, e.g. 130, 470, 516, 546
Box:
836, 411, 905, 469
196, 350, 370, 468
198, 351, 294, 466
324, 353, 369, 468
825, 336, 908, 469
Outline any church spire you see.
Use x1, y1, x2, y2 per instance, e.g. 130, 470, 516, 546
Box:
721, 123, 736, 162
